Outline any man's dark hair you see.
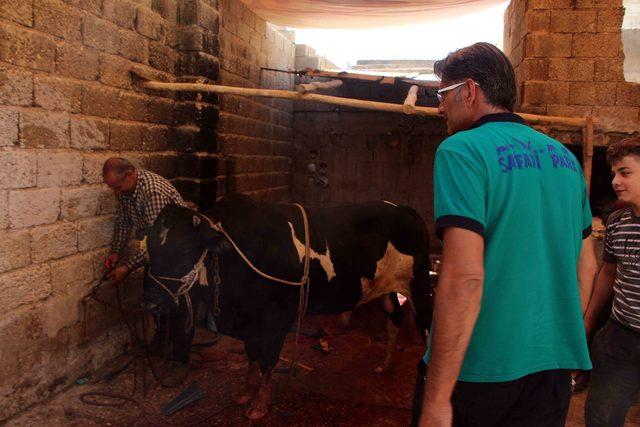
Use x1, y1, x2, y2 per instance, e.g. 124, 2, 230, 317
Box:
606, 136, 640, 165
433, 42, 517, 112
102, 157, 136, 179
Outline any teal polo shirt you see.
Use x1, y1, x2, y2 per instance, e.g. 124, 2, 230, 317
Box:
424, 113, 592, 382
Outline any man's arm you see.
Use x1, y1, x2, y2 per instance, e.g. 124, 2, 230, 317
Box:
420, 227, 484, 426
577, 236, 597, 315
583, 261, 616, 337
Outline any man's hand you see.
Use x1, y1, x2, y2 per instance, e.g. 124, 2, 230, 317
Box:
105, 253, 121, 270
419, 399, 453, 427
107, 265, 129, 284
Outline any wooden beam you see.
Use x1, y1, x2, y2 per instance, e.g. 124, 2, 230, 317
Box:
582, 116, 595, 194
296, 79, 343, 94
403, 85, 419, 114
133, 76, 592, 128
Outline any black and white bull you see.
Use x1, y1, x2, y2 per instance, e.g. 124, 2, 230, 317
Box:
146, 193, 432, 419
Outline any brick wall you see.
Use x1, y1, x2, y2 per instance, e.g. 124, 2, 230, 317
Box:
291, 80, 446, 250
504, 0, 640, 135
217, 1, 295, 202
0, 0, 295, 420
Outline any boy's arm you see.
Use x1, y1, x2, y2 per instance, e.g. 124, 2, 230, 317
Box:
577, 236, 597, 315
583, 261, 616, 337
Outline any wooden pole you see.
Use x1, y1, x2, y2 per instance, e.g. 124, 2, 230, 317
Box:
582, 115, 595, 194
135, 78, 590, 128
296, 79, 343, 94
403, 85, 419, 114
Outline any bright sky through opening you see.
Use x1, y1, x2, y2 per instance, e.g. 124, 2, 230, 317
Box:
293, 1, 510, 71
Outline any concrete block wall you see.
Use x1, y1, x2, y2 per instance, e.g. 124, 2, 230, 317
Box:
217, 0, 295, 202
292, 81, 446, 250
0, 0, 295, 420
504, 0, 640, 136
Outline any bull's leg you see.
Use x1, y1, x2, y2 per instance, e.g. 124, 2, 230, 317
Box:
236, 359, 261, 404
246, 370, 273, 420
170, 304, 196, 364
374, 293, 403, 374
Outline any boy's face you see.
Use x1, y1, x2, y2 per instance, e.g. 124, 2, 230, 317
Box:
611, 155, 640, 206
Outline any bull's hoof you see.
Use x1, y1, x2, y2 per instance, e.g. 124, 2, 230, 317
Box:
373, 365, 387, 374
245, 401, 269, 420
236, 393, 252, 405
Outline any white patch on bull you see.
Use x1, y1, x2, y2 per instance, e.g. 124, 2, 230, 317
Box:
159, 226, 170, 246
287, 222, 335, 282
382, 200, 398, 207
358, 242, 414, 306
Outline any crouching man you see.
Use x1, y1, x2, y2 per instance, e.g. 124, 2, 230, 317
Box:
102, 157, 191, 373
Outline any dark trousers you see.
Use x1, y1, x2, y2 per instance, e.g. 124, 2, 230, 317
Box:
585, 319, 640, 427
411, 360, 572, 427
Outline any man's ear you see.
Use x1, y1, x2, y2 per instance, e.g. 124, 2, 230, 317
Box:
192, 215, 201, 227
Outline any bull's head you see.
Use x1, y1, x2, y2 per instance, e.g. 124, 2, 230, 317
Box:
146, 204, 228, 311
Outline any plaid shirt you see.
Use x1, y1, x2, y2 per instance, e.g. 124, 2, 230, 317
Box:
111, 169, 185, 271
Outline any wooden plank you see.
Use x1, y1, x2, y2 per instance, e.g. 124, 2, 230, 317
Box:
296, 79, 343, 94
403, 85, 419, 114
582, 116, 595, 194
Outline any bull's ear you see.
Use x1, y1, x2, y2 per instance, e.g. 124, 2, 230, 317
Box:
192, 215, 201, 227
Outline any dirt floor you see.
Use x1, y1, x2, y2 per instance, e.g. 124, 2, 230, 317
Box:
6, 304, 640, 426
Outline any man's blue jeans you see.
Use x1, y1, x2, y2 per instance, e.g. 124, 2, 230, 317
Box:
585, 319, 640, 427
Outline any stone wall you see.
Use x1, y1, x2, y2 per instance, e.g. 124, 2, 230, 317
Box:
504, 0, 639, 135
504, 0, 639, 207
0, 0, 294, 420
291, 81, 445, 250
217, 1, 295, 202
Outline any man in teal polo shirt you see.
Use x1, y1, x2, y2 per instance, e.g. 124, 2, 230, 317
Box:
411, 42, 596, 426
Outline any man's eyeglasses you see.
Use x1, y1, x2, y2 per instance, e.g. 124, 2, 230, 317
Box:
436, 81, 480, 103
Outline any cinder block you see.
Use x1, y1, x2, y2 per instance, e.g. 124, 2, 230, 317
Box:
81, 83, 120, 118
109, 120, 144, 150
570, 82, 616, 106
136, 7, 165, 41
99, 53, 133, 89
149, 41, 176, 73
548, 58, 594, 81
529, 0, 572, 8
34, 75, 82, 112
31, 222, 78, 263
550, 10, 597, 33
0, 0, 33, 27
62, 0, 102, 14
50, 251, 94, 292
119, 29, 149, 63
575, 0, 621, 9
142, 124, 169, 150
523, 58, 548, 80
616, 83, 640, 107
117, 92, 149, 121
0, 151, 36, 189
34, 0, 83, 42
592, 106, 640, 133
99, 187, 116, 214
0, 106, 19, 147
546, 105, 593, 119
147, 97, 174, 124
0, 22, 56, 72
37, 151, 83, 187
56, 42, 100, 80
0, 229, 31, 273
77, 216, 114, 251
594, 59, 624, 82
597, 8, 624, 32
525, 33, 572, 58
61, 185, 102, 220
82, 15, 120, 54
0, 264, 51, 313
20, 109, 70, 148
70, 116, 109, 150
102, 0, 137, 29
0, 190, 7, 228
524, 10, 550, 33
82, 153, 112, 184
0, 66, 33, 106
573, 33, 623, 58
177, 26, 204, 51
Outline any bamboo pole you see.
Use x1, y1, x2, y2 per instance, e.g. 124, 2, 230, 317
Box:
136, 79, 590, 128
403, 85, 419, 114
582, 116, 595, 194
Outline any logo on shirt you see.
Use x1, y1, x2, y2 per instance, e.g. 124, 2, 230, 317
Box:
496, 138, 542, 172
